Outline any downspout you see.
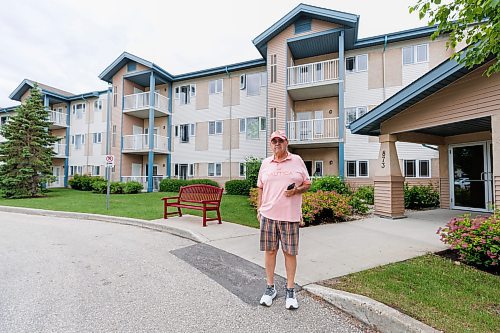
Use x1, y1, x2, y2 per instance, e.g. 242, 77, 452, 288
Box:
383, 35, 387, 101
225, 66, 232, 180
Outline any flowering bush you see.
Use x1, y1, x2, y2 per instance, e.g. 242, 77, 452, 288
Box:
437, 211, 499, 267
302, 190, 352, 226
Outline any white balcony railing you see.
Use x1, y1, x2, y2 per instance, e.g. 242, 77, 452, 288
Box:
48, 110, 67, 127
122, 134, 169, 152
122, 176, 164, 191
287, 59, 339, 87
123, 92, 169, 114
52, 143, 66, 157
287, 117, 339, 142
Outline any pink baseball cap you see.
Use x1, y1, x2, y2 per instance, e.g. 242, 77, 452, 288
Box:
270, 130, 287, 142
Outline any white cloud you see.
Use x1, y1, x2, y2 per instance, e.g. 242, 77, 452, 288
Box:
0, 0, 429, 106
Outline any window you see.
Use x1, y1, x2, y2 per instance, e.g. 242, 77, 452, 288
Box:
208, 163, 222, 177
175, 84, 196, 104
70, 165, 83, 176
239, 118, 246, 133
127, 62, 136, 72
346, 54, 368, 72
246, 73, 261, 96
270, 107, 277, 133
180, 124, 189, 143
209, 79, 223, 94
245, 117, 259, 139
403, 44, 428, 65
113, 86, 118, 107
94, 100, 102, 112
112, 125, 117, 147
208, 121, 223, 135
260, 117, 266, 131
0, 115, 10, 126
174, 125, 179, 137
72, 103, 86, 119
190, 123, 196, 136
189, 164, 194, 177
261, 72, 267, 86
92, 132, 102, 144
73, 134, 85, 150
91, 165, 101, 176
404, 159, 430, 178
346, 160, 369, 177
294, 18, 311, 34
345, 106, 368, 124
239, 162, 246, 177
314, 161, 323, 177
270, 54, 277, 83
173, 164, 179, 177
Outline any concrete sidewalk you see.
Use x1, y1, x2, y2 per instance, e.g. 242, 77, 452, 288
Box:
150, 209, 458, 285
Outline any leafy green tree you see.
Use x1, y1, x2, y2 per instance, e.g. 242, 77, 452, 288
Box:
0, 84, 58, 198
410, 0, 499, 76
245, 156, 262, 187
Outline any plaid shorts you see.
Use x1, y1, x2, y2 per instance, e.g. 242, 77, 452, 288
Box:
260, 216, 300, 255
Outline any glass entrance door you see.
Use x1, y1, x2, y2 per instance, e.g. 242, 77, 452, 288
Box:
450, 142, 493, 211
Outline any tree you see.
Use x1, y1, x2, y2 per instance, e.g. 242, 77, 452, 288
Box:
410, 0, 499, 76
0, 84, 58, 198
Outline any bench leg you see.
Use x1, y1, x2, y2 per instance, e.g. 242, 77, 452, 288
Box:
202, 208, 207, 227
216, 209, 222, 224
177, 207, 182, 217
163, 202, 168, 219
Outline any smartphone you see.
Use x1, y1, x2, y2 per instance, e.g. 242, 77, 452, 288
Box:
286, 183, 295, 190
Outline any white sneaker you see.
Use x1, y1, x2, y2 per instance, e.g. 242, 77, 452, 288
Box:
259, 285, 277, 306
285, 288, 298, 309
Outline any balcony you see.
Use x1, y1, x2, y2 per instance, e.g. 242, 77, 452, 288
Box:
122, 134, 169, 155
48, 110, 68, 129
122, 176, 164, 192
123, 92, 170, 118
52, 143, 67, 158
287, 117, 340, 148
287, 59, 339, 100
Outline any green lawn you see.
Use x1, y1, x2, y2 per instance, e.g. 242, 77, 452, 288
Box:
320, 254, 499, 333
0, 188, 259, 228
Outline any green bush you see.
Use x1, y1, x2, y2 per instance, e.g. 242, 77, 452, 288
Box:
438, 211, 499, 268
245, 156, 262, 187
123, 181, 143, 194
404, 183, 439, 209
302, 190, 352, 226
159, 178, 220, 192
225, 180, 251, 195
310, 176, 351, 195
91, 178, 108, 194
69, 174, 104, 191
353, 185, 374, 205
348, 195, 370, 214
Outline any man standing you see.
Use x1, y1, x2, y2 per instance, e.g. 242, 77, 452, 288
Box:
256, 130, 311, 309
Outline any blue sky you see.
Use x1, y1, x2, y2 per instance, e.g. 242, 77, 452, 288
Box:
0, 0, 430, 107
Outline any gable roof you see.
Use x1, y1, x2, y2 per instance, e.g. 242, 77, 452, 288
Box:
252, 3, 359, 58
349, 48, 493, 136
9, 79, 74, 101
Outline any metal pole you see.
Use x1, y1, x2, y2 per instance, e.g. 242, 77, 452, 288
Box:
106, 85, 112, 210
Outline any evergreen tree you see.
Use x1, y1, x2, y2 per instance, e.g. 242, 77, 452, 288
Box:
0, 84, 58, 198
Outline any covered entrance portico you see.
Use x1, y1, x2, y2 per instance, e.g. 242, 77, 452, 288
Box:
350, 55, 499, 217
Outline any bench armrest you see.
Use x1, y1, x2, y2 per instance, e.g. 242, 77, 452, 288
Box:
162, 196, 180, 201
201, 200, 221, 204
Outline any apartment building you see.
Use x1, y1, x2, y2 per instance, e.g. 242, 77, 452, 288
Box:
3, 3, 484, 211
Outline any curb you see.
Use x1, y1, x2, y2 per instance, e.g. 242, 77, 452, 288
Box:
303, 284, 441, 333
0, 205, 206, 243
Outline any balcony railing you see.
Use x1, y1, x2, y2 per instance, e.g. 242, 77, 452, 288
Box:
287, 59, 339, 87
122, 134, 169, 152
287, 117, 339, 142
123, 92, 169, 114
52, 143, 66, 157
48, 110, 67, 127
122, 176, 164, 191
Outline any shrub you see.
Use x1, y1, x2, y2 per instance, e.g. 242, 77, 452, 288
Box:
245, 156, 262, 187
225, 180, 251, 195
310, 176, 351, 195
438, 211, 499, 268
69, 174, 104, 191
348, 195, 370, 214
91, 178, 108, 194
404, 183, 439, 209
354, 185, 374, 205
301, 190, 352, 226
109, 182, 123, 194
123, 181, 143, 194
159, 178, 220, 192
249, 187, 259, 207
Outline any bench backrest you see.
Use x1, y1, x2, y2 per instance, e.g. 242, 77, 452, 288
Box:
179, 184, 223, 203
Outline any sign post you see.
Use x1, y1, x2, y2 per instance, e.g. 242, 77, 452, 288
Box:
105, 155, 115, 210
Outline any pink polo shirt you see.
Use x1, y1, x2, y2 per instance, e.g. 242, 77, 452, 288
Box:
257, 152, 311, 222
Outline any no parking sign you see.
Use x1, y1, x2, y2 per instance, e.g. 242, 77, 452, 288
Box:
105, 155, 115, 167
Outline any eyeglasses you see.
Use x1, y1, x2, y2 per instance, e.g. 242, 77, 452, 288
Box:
271, 138, 284, 144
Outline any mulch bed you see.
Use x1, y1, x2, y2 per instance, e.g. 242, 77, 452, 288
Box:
435, 249, 499, 276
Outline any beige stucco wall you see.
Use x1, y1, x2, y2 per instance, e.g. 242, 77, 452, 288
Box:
292, 147, 339, 176
293, 97, 339, 117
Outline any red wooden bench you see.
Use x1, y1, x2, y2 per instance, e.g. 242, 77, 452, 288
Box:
161, 184, 224, 227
